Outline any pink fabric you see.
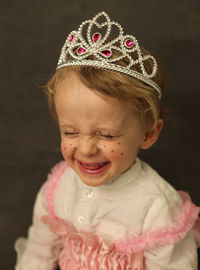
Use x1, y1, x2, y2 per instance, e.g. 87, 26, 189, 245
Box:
115, 191, 200, 254
193, 217, 200, 248
44, 161, 68, 217
42, 215, 144, 270
179, 191, 200, 248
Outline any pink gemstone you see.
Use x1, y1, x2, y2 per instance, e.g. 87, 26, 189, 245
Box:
68, 35, 74, 42
93, 33, 101, 43
126, 39, 134, 48
101, 50, 111, 57
77, 47, 86, 54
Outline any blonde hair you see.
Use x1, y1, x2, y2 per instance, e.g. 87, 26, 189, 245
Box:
44, 47, 167, 130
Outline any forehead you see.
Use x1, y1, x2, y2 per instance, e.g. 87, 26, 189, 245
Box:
54, 71, 140, 129
55, 70, 132, 109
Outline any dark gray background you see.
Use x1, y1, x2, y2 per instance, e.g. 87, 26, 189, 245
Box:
1, 0, 200, 269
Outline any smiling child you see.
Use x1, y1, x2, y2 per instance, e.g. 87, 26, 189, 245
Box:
15, 12, 200, 270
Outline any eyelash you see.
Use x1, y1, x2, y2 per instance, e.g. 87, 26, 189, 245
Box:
101, 134, 115, 139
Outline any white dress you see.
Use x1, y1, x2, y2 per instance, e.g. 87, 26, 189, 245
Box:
15, 158, 200, 270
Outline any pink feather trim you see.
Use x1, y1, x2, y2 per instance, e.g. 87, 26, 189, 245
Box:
44, 161, 68, 216
179, 191, 200, 248
115, 191, 200, 254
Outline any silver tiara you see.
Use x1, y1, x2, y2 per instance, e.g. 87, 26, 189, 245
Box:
57, 11, 161, 98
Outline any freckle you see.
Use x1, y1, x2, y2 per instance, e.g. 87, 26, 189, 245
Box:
70, 144, 72, 146
104, 145, 106, 148
118, 142, 120, 145
64, 147, 66, 150
111, 150, 114, 153
121, 153, 123, 156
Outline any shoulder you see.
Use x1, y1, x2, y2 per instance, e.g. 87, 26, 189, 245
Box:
48, 160, 69, 179
116, 161, 199, 253
44, 161, 69, 195
42, 161, 70, 215
133, 160, 187, 234
28, 161, 70, 217
138, 159, 182, 208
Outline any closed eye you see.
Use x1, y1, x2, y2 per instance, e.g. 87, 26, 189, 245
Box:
99, 132, 120, 139
64, 132, 79, 136
102, 134, 115, 139
96, 130, 120, 139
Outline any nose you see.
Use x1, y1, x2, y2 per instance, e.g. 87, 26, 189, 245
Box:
77, 135, 98, 157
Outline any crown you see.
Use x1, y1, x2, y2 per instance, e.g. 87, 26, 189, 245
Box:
57, 11, 161, 98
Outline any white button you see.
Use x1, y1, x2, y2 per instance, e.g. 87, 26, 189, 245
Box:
86, 190, 94, 198
78, 216, 85, 223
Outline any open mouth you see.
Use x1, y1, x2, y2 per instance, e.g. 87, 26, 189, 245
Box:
77, 160, 110, 174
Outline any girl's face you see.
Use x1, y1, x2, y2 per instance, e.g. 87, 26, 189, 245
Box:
54, 71, 146, 186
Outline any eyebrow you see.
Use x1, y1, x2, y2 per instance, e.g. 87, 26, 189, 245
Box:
59, 123, 75, 128
96, 128, 120, 133
59, 124, 78, 131
59, 124, 122, 134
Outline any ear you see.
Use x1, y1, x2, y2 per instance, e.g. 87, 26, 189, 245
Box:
140, 119, 163, 150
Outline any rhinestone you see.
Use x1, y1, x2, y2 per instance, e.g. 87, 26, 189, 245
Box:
125, 39, 134, 48
93, 33, 101, 43
101, 50, 112, 57
77, 47, 86, 54
68, 35, 74, 42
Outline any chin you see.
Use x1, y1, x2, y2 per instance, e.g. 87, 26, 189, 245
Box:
78, 172, 109, 186
82, 179, 106, 186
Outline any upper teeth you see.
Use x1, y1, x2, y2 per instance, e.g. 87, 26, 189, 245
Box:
82, 162, 106, 166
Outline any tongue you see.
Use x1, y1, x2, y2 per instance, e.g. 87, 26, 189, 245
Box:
82, 163, 105, 170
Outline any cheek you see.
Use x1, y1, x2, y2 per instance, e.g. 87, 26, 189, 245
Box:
61, 140, 75, 159
101, 142, 125, 161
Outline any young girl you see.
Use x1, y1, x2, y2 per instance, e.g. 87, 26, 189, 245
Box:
15, 11, 200, 270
